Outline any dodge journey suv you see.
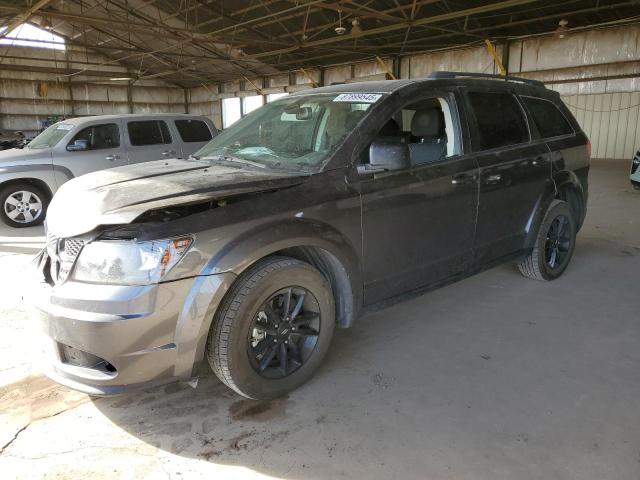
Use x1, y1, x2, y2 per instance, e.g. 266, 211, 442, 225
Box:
31, 72, 590, 400
0, 114, 217, 228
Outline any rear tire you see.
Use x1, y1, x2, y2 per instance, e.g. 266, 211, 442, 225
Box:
0, 183, 48, 228
207, 256, 335, 400
518, 200, 576, 281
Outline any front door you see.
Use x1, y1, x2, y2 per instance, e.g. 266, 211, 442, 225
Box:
353, 92, 479, 303
56, 121, 127, 177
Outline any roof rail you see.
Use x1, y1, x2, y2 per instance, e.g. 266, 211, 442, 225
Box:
428, 71, 546, 88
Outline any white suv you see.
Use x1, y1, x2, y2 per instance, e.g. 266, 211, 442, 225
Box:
0, 114, 218, 227
631, 148, 640, 190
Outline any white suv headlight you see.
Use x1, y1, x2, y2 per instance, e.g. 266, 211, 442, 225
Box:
72, 237, 193, 285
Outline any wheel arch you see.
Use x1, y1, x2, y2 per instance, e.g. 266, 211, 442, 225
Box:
553, 170, 586, 231
215, 219, 363, 328
0, 177, 54, 201
182, 219, 363, 373
524, 170, 585, 250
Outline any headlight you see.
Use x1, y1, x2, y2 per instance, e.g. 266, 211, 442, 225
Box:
72, 237, 193, 285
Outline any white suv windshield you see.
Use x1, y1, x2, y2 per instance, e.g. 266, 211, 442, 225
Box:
28, 123, 73, 150
195, 94, 379, 171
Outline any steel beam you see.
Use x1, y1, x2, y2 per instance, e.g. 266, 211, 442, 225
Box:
245, 0, 540, 60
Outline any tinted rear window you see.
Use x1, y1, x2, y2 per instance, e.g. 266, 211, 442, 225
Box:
468, 92, 529, 150
522, 97, 574, 138
174, 119, 212, 143
128, 120, 172, 146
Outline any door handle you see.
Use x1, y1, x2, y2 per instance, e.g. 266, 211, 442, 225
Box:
485, 173, 502, 184
162, 150, 176, 157
105, 154, 120, 161
451, 174, 476, 185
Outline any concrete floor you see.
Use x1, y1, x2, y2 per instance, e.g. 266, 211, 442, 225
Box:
0, 159, 638, 480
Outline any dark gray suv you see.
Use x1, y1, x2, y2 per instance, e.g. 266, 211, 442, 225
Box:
31, 72, 590, 400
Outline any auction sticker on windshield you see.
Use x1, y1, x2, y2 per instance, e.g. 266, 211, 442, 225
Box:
333, 93, 383, 103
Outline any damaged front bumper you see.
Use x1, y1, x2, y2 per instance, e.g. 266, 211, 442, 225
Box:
29, 255, 236, 396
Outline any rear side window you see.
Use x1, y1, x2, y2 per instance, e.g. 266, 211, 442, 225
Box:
468, 92, 529, 150
128, 120, 172, 146
69, 124, 119, 150
522, 97, 573, 138
174, 119, 212, 143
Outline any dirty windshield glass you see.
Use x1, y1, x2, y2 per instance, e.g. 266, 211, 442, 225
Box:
27, 123, 73, 150
195, 93, 381, 171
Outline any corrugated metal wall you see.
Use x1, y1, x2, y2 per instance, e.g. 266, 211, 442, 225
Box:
563, 93, 640, 160
0, 45, 187, 135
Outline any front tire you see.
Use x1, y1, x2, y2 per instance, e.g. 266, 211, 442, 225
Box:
518, 200, 576, 281
0, 183, 48, 228
207, 256, 335, 400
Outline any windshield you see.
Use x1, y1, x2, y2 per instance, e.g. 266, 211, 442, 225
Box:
28, 123, 74, 150
195, 93, 381, 171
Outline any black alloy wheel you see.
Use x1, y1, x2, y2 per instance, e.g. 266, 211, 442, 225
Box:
207, 256, 335, 400
248, 287, 321, 379
518, 200, 576, 281
545, 214, 572, 270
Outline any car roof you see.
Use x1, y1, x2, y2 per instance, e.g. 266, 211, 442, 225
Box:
59, 113, 209, 126
293, 76, 551, 97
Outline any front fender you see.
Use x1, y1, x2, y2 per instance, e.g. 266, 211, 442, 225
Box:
206, 218, 361, 279
178, 218, 363, 369
0, 164, 61, 196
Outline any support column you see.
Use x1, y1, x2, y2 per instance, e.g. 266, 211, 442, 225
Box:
501, 39, 511, 76
126, 79, 134, 114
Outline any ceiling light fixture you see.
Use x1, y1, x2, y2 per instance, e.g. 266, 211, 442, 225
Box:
335, 10, 346, 35
351, 18, 362, 35
555, 19, 569, 39
40, 17, 52, 30
109, 77, 133, 81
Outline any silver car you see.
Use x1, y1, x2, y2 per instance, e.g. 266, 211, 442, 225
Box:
0, 114, 217, 228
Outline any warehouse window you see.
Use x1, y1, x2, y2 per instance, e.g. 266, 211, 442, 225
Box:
128, 120, 172, 146
467, 92, 530, 150
0, 23, 65, 51
242, 95, 264, 115
267, 92, 289, 103
174, 119, 212, 142
522, 96, 574, 139
222, 98, 241, 128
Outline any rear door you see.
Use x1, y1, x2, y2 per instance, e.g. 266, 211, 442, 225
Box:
173, 118, 215, 157
56, 120, 127, 177
463, 89, 552, 264
125, 118, 179, 164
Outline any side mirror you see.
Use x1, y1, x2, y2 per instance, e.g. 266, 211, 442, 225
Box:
359, 141, 410, 175
67, 139, 88, 151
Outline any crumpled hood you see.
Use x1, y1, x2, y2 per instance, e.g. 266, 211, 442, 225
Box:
47, 158, 307, 238
0, 147, 52, 166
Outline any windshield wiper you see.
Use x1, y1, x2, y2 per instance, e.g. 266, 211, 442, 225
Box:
202, 155, 266, 169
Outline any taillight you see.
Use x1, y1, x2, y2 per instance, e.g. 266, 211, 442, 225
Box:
586, 140, 592, 157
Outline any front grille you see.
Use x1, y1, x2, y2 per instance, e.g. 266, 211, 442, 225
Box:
46, 232, 85, 284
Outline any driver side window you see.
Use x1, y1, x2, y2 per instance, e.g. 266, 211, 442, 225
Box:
369, 96, 459, 167
68, 124, 120, 151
